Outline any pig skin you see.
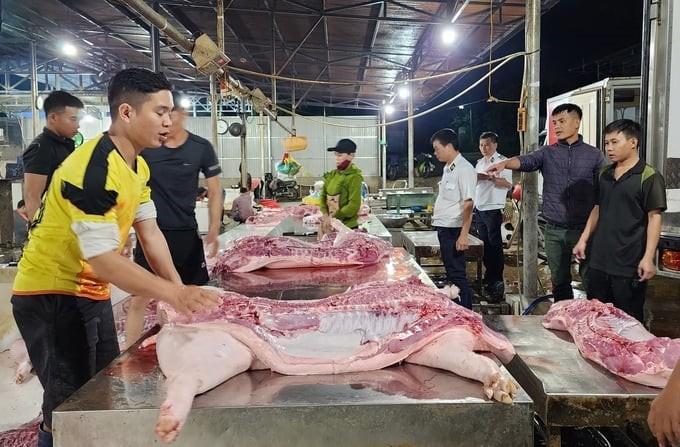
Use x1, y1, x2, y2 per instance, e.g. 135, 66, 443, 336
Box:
211, 230, 393, 273
543, 299, 680, 388
154, 279, 518, 444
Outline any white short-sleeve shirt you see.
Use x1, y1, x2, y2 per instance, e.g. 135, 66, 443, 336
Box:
475, 152, 513, 211
432, 153, 476, 228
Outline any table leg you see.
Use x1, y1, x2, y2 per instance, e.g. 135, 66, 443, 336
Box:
547, 426, 561, 447
477, 257, 483, 297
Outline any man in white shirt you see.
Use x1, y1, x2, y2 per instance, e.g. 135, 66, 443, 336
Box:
474, 132, 513, 301
430, 128, 477, 309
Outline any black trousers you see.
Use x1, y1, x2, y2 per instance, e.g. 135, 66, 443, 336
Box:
11, 294, 120, 429
435, 226, 472, 309
586, 267, 647, 322
135, 229, 209, 285
472, 208, 505, 284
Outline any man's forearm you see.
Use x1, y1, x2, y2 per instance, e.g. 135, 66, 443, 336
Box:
643, 211, 663, 262
206, 177, 223, 234
460, 200, 473, 235
23, 173, 48, 222
504, 157, 521, 170
578, 206, 600, 243
88, 251, 180, 299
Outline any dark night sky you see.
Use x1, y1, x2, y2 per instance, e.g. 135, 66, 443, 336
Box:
391, 0, 645, 160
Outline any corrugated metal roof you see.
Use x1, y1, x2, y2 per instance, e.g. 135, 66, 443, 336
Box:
0, 0, 560, 110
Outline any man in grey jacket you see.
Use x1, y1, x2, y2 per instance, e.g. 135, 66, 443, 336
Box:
486, 103, 604, 301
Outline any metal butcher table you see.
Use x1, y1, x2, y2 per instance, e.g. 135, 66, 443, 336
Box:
52, 250, 534, 447
485, 315, 659, 446
401, 230, 485, 292
218, 213, 393, 248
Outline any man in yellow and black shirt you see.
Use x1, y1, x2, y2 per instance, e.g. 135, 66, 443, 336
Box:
11, 68, 219, 447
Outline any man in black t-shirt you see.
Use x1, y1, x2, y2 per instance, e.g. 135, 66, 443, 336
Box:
573, 119, 666, 322
125, 91, 223, 347
22, 91, 84, 221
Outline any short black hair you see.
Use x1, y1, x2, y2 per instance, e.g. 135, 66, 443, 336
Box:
43, 90, 84, 115
430, 128, 459, 149
239, 186, 248, 193
604, 119, 641, 143
551, 103, 583, 120
17, 199, 25, 208
107, 68, 173, 119
479, 131, 499, 143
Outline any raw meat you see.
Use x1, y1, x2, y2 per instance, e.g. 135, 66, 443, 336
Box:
153, 279, 518, 443
211, 230, 392, 273
543, 299, 680, 387
216, 263, 388, 295
245, 204, 319, 226
0, 416, 39, 447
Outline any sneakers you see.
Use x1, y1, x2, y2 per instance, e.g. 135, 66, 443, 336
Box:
484, 281, 505, 303
38, 423, 53, 447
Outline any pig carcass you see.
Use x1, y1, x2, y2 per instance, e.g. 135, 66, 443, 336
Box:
217, 263, 388, 295
211, 230, 393, 273
245, 204, 320, 226
543, 299, 680, 387
153, 279, 518, 443
0, 416, 39, 447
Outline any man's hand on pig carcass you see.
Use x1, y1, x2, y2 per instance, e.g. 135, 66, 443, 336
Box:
172, 285, 221, 316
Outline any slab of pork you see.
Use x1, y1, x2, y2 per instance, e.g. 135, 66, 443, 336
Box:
211, 230, 393, 273
542, 298, 680, 387
153, 279, 518, 443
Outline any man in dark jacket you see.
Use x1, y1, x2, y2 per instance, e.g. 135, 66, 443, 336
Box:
22, 90, 84, 222
487, 103, 605, 300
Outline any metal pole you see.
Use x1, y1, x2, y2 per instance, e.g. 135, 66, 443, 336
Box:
259, 110, 266, 191
522, 0, 540, 304
209, 74, 218, 150
150, 1, 161, 72
117, 0, 193, 52
240, 110, 248, 188
30, 42, 40, 139
214, 0, 224, 182
381, 110, 387, 190
638, 0, 651, 160
216, 0, 224, 54
407, 83, 414, 188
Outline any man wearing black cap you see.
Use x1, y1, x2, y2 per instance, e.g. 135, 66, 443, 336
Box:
318, 138, 364, 236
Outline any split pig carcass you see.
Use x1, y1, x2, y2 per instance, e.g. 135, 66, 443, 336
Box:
152, 279, 518, 443
211, 230, 393, 273
543, 298, 680, 388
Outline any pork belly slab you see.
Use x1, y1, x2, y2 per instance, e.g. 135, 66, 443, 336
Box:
543, 298, 680, 388
211, 230, 393, 273
153, 279, 518, 443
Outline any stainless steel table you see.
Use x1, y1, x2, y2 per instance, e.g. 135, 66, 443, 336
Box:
401, 230, 485, 293
52, 253, 534, 447
485, 315, 658, 446
218, 213, 392, 248
215, 247, 436, 298
54, 352, 532, 447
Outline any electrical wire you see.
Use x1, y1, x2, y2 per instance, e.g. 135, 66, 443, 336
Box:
485, 0, 520, 104
270, 51, 528, 130
228, 51, 527, 88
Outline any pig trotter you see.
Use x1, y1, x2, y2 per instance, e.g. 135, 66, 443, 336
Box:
155, 404, 181, 444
